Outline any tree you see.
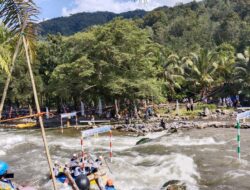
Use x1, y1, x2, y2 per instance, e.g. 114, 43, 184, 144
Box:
49, 56, 95, 108
48, 18, 165, 106
235, 47, 250, 96
0, 26, 11, 73
184, 49, 218, 98
0, 1, 57, 189
163, 53, 184, 98
213, 12, 241, 46
215, 43, 236, 84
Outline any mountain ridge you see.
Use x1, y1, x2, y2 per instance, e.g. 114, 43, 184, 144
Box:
39, 9, 147, 36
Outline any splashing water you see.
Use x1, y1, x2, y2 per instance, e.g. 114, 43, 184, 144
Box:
0, 128, 250, 190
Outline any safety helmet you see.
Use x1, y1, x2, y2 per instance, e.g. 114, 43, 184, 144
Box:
73, 154, 77, 157
76, 174, 90, 190
0, 161, 9, 176
54, 161, 59, 165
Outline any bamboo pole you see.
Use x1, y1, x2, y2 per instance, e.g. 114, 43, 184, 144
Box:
64, 169, 80, 190
0, 112, 45, 123
22, 35, 58, 190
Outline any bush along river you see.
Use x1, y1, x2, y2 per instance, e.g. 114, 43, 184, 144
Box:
0, 127, 250, 190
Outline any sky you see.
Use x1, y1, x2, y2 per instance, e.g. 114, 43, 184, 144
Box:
35, 0, 199, 20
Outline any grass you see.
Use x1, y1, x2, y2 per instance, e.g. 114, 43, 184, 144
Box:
157, 103, 234, 118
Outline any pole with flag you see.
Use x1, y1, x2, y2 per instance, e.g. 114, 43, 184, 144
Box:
81, 101, 85, 116
236, 121, 241, 160
236, 111, 250, 160
46, 107, 49, 119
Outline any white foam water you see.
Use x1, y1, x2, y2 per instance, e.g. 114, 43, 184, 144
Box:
2, 128, 248, 190
0, 150, 6, 156
0, 135, 25, 150
112, 153, 200, 190
161, 136, 225, 147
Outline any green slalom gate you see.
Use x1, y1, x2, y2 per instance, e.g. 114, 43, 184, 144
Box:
236, 111, 250, 160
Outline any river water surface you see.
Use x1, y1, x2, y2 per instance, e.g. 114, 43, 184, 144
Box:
0, 127, 250, 190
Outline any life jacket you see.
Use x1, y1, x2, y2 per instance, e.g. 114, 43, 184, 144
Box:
105, 185, 116, 190
74, 167, 83, 177
59, 166, 64, 173
0, 179, 15, 190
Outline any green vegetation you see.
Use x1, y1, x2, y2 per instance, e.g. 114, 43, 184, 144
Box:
1, 0, 250, 110
39, 10, 146, 36
0, 26, 11, 73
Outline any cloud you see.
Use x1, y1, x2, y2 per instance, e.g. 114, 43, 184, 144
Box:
62, 0, 199, 16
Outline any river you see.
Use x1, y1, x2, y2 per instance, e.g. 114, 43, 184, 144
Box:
0, 127, 250, 190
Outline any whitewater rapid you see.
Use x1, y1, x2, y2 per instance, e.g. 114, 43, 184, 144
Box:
0, 128, 250, 190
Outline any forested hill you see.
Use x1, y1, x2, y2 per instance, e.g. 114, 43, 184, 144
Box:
39, 0, 250, 52
39, 10, 146, 36
143, 0, 250, 52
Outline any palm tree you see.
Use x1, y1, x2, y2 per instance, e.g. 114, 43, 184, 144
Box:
0, 26, 11, 73
184, 49, 218, 98
0, 1, 58, 189
215, 44, 236, 85
0, 0, 38, 118
164, 53, 184, 97
235, 47, 250, 96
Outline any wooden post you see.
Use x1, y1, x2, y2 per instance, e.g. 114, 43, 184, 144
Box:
22, 34, 58, 190
61, 117, 63, 134
75, 115, 78, 128
67, 117, 70, 128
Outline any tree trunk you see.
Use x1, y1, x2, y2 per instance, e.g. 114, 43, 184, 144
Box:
22, 35, 58, 190
0, 35, 23, 119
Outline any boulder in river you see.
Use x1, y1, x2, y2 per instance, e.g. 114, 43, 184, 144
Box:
161, 180, 186, 190
136, 137, 152, 145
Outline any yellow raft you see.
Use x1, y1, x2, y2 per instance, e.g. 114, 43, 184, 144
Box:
16, 122, 36, 129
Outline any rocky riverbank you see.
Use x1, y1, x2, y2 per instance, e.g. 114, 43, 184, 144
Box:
109, 107, 250, 135
112, 115, 250, 136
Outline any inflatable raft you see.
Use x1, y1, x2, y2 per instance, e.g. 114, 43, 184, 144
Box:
56, 172, 108, 190
16, 122, 36, 129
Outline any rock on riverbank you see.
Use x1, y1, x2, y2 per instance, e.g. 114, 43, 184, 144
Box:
112, 119, 250, 136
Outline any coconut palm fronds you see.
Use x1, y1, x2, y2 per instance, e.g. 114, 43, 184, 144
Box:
0, 0, 39, 61
0, 0, 38, 33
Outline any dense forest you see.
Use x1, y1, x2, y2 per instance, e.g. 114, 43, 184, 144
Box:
1, 0, 250, 110
39, 10, 146, 36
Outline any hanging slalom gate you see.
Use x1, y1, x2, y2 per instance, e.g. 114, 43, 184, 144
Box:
60, 112, 78, 133
236, 111, 250, 160
81, 125, 113, 162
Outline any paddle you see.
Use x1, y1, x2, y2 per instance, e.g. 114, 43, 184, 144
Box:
101, 156, 113, 174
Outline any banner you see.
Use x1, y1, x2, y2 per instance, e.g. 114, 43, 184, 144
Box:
237, 111, 250, 121
81, 125, 111, 137
61, 112, 77, 119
